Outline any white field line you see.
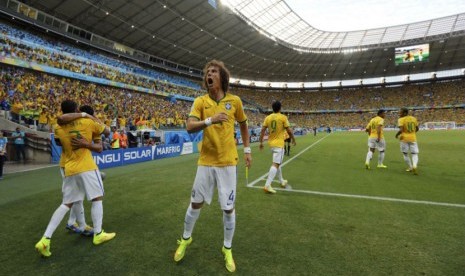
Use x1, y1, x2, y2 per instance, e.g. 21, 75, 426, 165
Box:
247, 134, 330, 187
247, 134, 465, 208
5, 164, 58, 174
249, 185, 465, 208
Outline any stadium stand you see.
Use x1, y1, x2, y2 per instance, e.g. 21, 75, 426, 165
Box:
0, 20, 464, 138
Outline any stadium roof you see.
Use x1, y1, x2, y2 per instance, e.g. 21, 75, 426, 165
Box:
11, 0, 465, 82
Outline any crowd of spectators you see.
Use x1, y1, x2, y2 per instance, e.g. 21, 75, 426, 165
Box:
232, 80, 465, 112
0, 22, 201, 94
0, 22, 464, 131
283, 108, 465, 129
0, 66, 191, 131
2, 63, 464, 131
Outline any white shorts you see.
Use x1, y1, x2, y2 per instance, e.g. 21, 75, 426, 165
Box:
191, 166, 236, 210
62, 170, 104, 204
271, 147, 285, 165
400, 141, 419, 154
368, 138, 386, 151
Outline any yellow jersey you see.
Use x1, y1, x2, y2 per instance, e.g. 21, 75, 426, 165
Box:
38, 112, 48, 124
189, 93, 247, 166
118, 117, 126, 128
263, 113, 290, 148
398, 115, 418, 142
366, 116, 384, 139
55, 118, 105, 176
58, 133, 102, 168
283, 130, 290, 140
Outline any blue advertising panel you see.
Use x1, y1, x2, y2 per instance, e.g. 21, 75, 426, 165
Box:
92, 150, 124, 169
51, 135, 198, 169
154, 144, 183, 159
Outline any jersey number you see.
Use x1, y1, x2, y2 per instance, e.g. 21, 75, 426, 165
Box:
406, 122, 415, 133
270, 120, 277, 133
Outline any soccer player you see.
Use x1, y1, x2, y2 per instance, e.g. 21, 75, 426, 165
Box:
395, 108, 419, 174
35, 100, 115, 258
259, 101, 296, 194
365, 109, 387, 169
174, 60, 251, 273
283, 129, 291, 156
57, 105, 105, 236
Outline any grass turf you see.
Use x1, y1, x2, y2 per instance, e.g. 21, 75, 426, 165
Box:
1, 130, 464, 275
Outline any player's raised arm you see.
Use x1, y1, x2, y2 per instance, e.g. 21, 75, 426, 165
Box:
57, 112, 101, 126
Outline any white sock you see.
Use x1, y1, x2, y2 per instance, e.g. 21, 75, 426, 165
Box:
365, 151, 373, 164
412, 154, 419, 168
183, 205, 200, 239
378, 151, 385, 165
403, 153, 412, 169
67, 204, 77, 226
223, 210, 236, 248
91, 201, 103, 234
265, 166, 278, 187
72, 201, 86, 231
276, 167, 284, 182
44, 204, 70, 238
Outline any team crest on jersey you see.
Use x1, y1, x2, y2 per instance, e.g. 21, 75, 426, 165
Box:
225, 103, 232, 110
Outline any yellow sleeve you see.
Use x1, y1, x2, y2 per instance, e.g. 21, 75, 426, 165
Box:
188, 98, 202, 120
234, 97, 247, 123
91, 120, 105, 136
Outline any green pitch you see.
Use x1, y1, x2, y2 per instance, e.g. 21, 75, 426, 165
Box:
1, 130, 464, 275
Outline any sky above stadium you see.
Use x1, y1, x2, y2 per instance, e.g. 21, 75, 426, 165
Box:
286, 0, 465, 32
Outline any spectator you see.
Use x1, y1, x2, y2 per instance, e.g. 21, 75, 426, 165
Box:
0, 131, 7, 179
38, 107, 49, 131
102, 135, 111, 151
110, 127, 121, 150
11, 127, 26, 162
119, 129, 128, 149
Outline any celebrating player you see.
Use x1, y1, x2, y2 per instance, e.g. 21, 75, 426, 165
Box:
365, 109, 387, 169
259, 101, 296, 194
173, 60, 251, 273
395, 108, 420, 174
35, 100, 114, 258
57, 105, 105, 236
